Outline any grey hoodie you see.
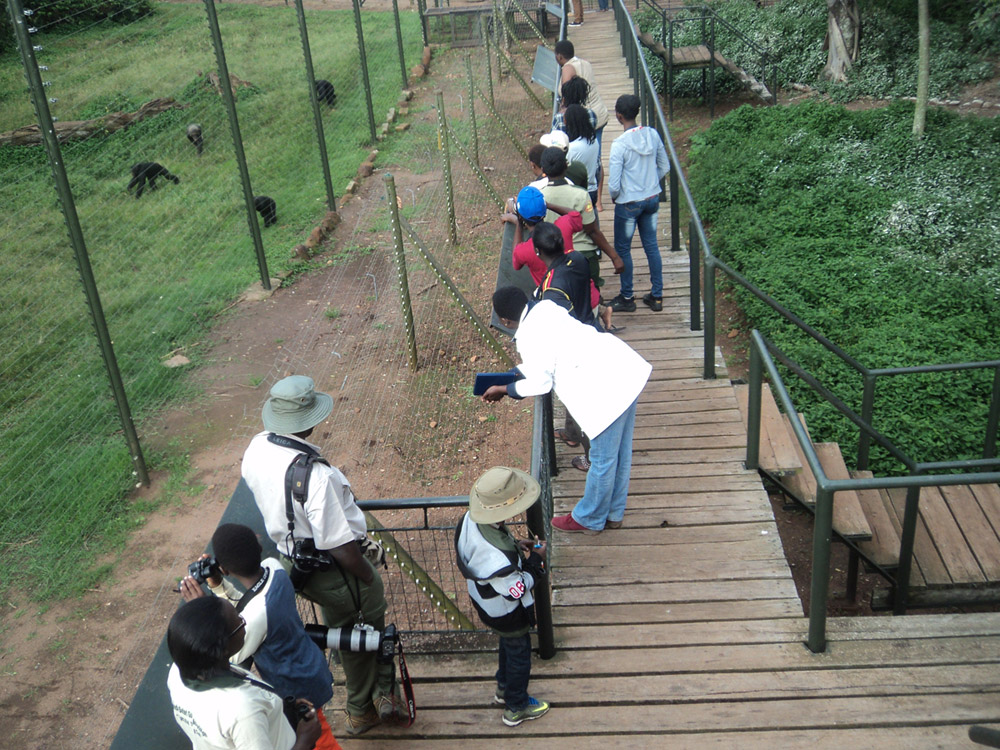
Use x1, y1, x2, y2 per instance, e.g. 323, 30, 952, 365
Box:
608, 125, 669, 204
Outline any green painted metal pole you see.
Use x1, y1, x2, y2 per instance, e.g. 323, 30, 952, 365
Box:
351, 0, 378, 144
6, 0, 149, 487
466, 55, 479, 167
484, 23, 496, 107
202, 0, 270, 290
293, 0, 337, 212
857, 374, 877, 470
436, 91, 458, 245
417, 0, 428, 46
703, 256, 716, 379
894, 484, 921, 615
746, 344, 763, 471
669, 159, 680, 252
399, 216, 514, 369
984, 367, 1000, 460
384, 174, 418, 371
689, 218, 701, 331
392, 0, 409, 90
807, 485, 834, 653
365, 512, 476, 631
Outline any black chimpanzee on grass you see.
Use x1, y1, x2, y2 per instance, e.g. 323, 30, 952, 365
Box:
186, 123, 203, 156
315, 79, 337, 107
254, 196, 277, 227
127, 162, 180, 199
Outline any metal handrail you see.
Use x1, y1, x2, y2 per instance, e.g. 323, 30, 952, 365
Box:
612, 0, 1000, 654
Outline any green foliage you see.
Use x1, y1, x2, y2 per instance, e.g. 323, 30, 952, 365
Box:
689, 101, 1000, 473
1, 0, 152, 55
638, 0, 995, 103
0, 2, 424, 602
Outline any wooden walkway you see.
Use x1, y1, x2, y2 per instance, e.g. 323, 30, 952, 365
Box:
341, 11, 1000, 747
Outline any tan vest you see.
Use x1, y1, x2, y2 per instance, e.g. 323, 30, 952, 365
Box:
565, 56, 609, 129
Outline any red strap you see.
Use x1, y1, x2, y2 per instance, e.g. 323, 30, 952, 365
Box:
396, 637, 416, 727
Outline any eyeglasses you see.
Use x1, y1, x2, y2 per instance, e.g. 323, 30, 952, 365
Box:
227, 615, 246, 640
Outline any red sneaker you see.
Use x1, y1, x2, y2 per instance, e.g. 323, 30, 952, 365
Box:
552, 514, 600, 534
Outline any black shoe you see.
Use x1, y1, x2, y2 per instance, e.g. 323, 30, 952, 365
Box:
642, 293, 663, 311
608, 294, 636, 312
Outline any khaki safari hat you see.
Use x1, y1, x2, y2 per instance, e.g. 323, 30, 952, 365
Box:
469, 466, 541, 524
261, 375, 333, 434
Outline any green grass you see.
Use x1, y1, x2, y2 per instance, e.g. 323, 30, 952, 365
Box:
689, 100, 1000, 474
0, 2, 423, 604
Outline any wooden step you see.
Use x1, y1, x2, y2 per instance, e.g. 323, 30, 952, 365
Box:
851, 470, 901, 570
814, 443, 872, 542
733, 383, 802, 476
776, 415, 871, 541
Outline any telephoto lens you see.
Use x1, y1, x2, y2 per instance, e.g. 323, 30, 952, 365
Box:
305, 624, 382, 653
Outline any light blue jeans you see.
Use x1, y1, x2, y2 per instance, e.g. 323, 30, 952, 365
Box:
613, 195, 663, 299
571, 398, 638, 530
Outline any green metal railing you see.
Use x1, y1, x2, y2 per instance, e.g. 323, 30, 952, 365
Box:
612, 0, 1000, 653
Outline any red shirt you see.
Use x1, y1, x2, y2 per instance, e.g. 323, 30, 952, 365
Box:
511, 212, 599, 307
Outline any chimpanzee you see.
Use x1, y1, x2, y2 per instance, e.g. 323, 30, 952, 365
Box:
315, 79, 337, 107
186, 123, 203, 156
127, 162, 180, 199
254, 195, 277, 227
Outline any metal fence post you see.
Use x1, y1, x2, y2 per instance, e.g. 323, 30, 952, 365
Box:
293, 0, 337, 212
484, 22, 496, 107
689, 219, 701, 331
746, 344, 763, 471
807, 485, 834, 653
894, 483, 921, 615
202, 0, 271, 290
466, 54, 479, 167
417, 0, 429, 47
384, 174, 418, 370
703, 256, 716, 379
351, 0, 378, 144
436, 91, 458, 245
985, 366, 1000, 460
669, 160, 680, 252
857, 374, 876, 470
6, 0, 149, 487
392, 0, 409, 90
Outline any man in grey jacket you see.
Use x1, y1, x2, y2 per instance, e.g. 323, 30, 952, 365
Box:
606, 94, 670, 313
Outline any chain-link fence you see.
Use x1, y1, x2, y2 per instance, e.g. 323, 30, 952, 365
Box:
0, 0, 424, 603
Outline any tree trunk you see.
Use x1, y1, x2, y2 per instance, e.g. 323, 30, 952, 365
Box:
913, 0, 930, 138
821, 0, 861, 83
0, 98, 181, 146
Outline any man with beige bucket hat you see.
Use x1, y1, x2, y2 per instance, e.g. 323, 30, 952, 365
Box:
455, 466, 550, 727
242, 375, 400, 736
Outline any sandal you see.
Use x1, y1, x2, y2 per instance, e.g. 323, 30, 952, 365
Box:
554, 428, 580, 448
571, 455, 591, 472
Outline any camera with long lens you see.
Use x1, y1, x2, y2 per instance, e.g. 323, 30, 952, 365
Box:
187, 556, 221, 585
305, 623, 398, 663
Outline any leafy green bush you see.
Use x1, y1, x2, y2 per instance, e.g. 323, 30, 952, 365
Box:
689, 100, 1000, 473
638, 0, 995, 102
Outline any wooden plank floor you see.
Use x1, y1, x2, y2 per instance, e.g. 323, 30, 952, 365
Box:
341, 11, 1000, 747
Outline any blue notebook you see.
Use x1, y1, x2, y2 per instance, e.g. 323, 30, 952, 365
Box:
473, 372, 519, 396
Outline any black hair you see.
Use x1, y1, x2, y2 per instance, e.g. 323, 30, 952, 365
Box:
564, 104, 596, 144
528, 144, 545, 168
555, 40, 574, 59
211, 523, 262, 578
492, 286, 528, 321
560, 76, 589, 107
540, 147, 567, 178
167, 597, 231, 681
533, 222, 565, 259
615, 94, 641, 121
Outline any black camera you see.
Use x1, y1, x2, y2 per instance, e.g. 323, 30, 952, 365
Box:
282, 696, 312, 729
187, 556, 221, 585
291, 539, 333, 572
305, 622, 398, 663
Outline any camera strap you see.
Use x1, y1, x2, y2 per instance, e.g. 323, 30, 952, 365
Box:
236, 566, 270, 614
396, 636, 416, 727
266, 433, 330, 546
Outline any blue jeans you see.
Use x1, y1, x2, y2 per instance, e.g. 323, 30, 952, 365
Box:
571, 398, 638, 530
613, 195, 663, 299
496, 633, 532, 711
597, 0, 609, 10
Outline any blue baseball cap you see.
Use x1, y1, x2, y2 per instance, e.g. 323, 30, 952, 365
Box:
516, 186, 546, 223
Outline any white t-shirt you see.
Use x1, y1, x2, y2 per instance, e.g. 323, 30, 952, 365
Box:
567, 137, 600, 193
167, 664, 296, 750
242, 431, 366, 556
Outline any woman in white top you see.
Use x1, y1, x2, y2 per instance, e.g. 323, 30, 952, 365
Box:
563, 104, 603, 212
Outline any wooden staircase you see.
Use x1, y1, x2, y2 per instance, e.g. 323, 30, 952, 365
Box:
734, 381, 1000, 606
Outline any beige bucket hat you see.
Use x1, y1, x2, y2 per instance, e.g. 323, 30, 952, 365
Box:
261, 375, 333, 434
469, 466, 541, 524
